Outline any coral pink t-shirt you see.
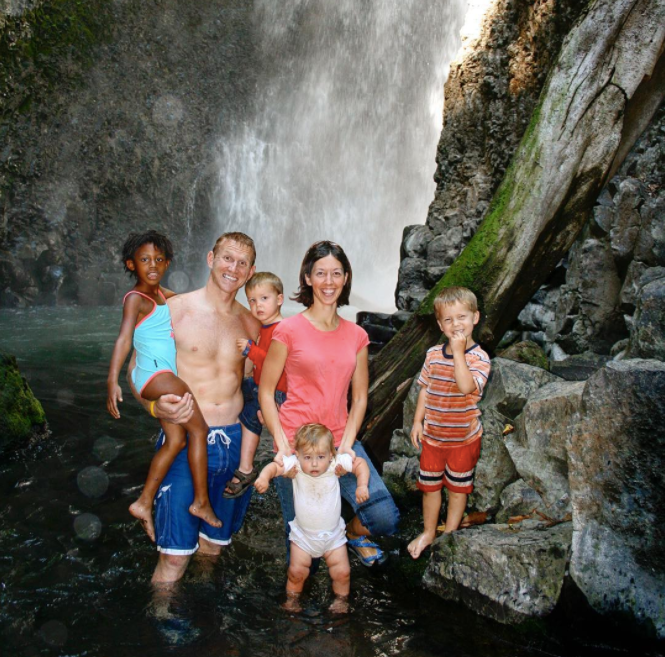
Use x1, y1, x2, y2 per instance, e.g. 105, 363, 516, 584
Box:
271, 313, 369, 447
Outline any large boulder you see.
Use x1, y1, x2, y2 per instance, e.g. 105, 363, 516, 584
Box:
468, 408, 517, 515
504, 380, 585, 519
568, 360, 665, 638
480, 358, 560, 420
628, 272, 665, 359
424, 522, 573, 624
0, 353, 48, 455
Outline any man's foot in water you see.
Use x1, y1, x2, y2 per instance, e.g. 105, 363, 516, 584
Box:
188, 500, 222, 528
129, 500, 156, 542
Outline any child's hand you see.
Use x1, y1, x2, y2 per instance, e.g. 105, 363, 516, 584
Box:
410, 422, 423, 449
449, 330, 467, 354
236, 338, 249, 354
107, 383, 123, 419
254, 476, 269, 494
355, 485, 369, 504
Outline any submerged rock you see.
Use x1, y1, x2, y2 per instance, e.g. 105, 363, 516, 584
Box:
0, 353, 48, 455
423, 522, 572, 624
568, 360, 665, 638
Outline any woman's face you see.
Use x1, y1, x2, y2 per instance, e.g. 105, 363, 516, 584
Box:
305, 255, 348, 307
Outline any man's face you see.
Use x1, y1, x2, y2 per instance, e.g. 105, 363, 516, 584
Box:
207, 239, 256, 294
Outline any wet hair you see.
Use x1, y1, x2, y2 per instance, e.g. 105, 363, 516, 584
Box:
212, 232, 256, 266
246, 271, 283, 295
433, 286, 479, 317
122, 231, 174, 278
292, 240, 352, 307
294, 423, 335, 454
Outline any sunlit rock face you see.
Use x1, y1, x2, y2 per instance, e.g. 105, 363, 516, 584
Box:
396, 0, 585, 310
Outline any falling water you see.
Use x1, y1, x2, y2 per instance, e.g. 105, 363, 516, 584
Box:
214, 0, 467, 311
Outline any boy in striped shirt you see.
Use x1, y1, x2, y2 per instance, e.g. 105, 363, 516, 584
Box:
407, 287, 491, 559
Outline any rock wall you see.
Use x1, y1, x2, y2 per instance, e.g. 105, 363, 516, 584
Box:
396, 0, 585, 311
0, 0, 257, 307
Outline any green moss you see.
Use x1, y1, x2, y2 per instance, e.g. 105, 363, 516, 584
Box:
497, 340, 550, 370
0, 0, 113, 122
417, 97, 544, 318
0, 352, 47, 450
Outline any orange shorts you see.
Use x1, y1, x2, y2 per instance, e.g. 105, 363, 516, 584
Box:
417, 438, 481, 494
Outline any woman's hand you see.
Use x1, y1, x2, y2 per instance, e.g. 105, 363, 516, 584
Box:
155, 393, 194, 424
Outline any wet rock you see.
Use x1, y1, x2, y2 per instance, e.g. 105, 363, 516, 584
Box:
568, 360, 665, 638
0, 352, 49, 456
549, 352, 610, 381
480, 358, 559, 420
401, 225, 433, 259
628, 274, 665, 359
496, 340, 549, 371
505, 381, 584, 519
383, 455, 420, 501
495, 480, 546, 524
423, 522, 572, 623
468, 408, 517, 514
356, 311, 398, 349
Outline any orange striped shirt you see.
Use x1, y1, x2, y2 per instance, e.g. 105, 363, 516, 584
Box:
418, 343, 491, 448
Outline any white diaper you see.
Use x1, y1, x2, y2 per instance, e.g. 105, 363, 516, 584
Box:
288, 517, 347, 558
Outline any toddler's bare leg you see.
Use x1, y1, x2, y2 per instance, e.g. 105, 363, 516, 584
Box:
407, 489, 442, 559
142, 373, 222, 529
325, 545, 351, 613
130, 420, 187, 542
283, 542, 311, 612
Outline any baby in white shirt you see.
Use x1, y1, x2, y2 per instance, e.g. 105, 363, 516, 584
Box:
255, 423, 370, 612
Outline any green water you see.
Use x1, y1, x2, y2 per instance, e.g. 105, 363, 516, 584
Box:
0, 307, 661, 657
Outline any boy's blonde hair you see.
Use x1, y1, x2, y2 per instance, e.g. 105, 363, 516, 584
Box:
294, 423, 334, 454
433, 286, 478, 317
245, 271, 283, 295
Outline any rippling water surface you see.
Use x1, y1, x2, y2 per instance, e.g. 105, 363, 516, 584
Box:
1, 308, 661, 657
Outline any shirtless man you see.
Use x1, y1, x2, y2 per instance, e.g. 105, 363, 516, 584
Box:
130, 232, 260, 584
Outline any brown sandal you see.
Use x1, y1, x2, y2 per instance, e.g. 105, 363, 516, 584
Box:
222, 468, 258, 499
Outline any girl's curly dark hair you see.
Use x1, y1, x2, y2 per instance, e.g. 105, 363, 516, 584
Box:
122, 231, 175, 278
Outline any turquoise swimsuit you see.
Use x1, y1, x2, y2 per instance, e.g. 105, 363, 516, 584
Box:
125, 290, 177, 395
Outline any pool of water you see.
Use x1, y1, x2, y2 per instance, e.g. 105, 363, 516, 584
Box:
0, 307, 662, 657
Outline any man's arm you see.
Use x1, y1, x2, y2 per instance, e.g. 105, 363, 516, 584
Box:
126, 352, 194, 423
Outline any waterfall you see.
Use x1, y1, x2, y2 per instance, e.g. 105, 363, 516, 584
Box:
214, 0, 467, 312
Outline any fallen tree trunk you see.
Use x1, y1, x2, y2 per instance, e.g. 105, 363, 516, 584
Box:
363, 0, 665, 462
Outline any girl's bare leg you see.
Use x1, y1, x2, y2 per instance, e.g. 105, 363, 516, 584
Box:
129, 420, 187, 541
283, 542, 311, 612
325, 545, 351, 613
141, 373, 222, 530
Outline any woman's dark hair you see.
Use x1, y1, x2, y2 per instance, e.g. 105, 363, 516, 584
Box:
292, 241, 352, 308
122, 231, 175, 278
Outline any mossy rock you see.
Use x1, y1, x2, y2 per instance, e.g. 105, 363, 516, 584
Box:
496, 340, 549, 371
0, 352, 48, 454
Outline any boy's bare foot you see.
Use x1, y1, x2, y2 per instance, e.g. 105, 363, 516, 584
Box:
129, 501, 156, 542
282, 592, 302, 613
189, 501, 222, 528
328, 595, 349, 614
407, 531, 435, 559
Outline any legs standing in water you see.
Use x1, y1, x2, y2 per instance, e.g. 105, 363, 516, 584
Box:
284, 542, 350, 614
130, 372, 222, 540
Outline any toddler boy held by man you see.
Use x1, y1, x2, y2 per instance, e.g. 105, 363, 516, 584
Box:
407, 286, 491, 559
226, 272, 288, 498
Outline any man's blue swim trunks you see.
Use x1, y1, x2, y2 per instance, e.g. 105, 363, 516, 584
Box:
153, 423, 252, 555
125, 289, 177, 396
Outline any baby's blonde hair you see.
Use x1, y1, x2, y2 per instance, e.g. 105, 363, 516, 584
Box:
246, 271, 283, 295
433, 286, 478, 318
294, 423, 335, 454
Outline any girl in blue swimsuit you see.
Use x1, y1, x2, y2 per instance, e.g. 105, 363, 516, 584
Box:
107, 231, 222, 541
